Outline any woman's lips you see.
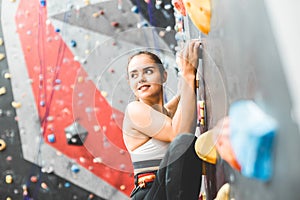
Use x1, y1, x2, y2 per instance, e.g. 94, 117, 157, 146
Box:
138, 84, 150, 91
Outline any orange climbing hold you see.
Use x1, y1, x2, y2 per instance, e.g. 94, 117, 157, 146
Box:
183, 0, 211, 34
215, 127, 241, 171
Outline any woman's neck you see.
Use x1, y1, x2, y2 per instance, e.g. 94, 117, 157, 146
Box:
140, 97, 165, 113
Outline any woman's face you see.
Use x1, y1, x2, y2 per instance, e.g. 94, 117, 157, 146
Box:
127, 54, 166, 102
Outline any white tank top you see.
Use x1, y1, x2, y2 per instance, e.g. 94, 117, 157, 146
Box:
129, 138, 169, 174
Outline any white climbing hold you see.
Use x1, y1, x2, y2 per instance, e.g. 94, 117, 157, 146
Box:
4, 73, 11, 79
0, 87, 6, 95
0, 53, 6, 61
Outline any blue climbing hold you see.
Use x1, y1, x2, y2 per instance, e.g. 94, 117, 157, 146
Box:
40, 0, 46, 7
47, 134, 55, 143
131, 5, 139, 13
64, 182, 71, 188
55, 79, 61, 84
70, 40, 77, 47
71, 164, 80, 173
229, 100, 278, 181
40, 101, 45, 107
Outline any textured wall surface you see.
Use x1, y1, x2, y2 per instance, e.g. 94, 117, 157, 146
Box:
199, 0, 300, 199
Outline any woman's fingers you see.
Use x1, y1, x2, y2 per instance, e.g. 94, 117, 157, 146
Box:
188, 40, 201, 56
175, 40, 201, 75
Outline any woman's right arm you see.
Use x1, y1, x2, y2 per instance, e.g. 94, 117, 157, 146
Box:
171, 40, 200, 135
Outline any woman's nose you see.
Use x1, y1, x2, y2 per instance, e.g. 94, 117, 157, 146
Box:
138, 73, 146, 83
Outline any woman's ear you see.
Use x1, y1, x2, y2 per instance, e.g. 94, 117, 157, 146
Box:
162, 71, 167, 83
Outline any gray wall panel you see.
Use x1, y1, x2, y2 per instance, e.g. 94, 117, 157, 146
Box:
197, 0, 300, 199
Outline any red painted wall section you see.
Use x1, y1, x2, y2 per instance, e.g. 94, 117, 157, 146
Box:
15, 0, 134, 196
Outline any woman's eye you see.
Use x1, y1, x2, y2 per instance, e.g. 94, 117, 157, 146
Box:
130, 73, 138, 79
145, 69, 153, 74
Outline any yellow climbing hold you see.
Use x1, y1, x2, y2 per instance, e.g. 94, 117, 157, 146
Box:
195, 130, 217, 164
0, 87, 6, 95
120, 185, 126, 191
4, 72, 11, 79
5, 175, 13, 184
11, 101, 22, 108
0, 139, 6, 151
183, 0, 211, 34
101, 91, 108, 97
41, 182, 48, 190
93, 12, 100, 18
0, 53, 5, 61
214, 183, 230, 200
0, 38, 3, 46
77, 76, 84, 83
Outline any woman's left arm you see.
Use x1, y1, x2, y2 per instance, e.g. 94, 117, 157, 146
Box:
164, 95, 180, 118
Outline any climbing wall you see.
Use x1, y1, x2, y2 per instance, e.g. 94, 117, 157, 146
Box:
0, 0, 178, 199
193, 0, 300, 199
2, 0, 299, 199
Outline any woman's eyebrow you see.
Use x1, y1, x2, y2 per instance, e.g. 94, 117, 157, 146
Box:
143, 66, 156, 70
128, 69, 138, 74
129, 66, 156, 74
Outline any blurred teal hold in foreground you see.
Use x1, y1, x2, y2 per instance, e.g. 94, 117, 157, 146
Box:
229, 100, 278, 181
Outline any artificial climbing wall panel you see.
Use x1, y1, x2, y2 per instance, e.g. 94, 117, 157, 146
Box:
1, 0, 178, 199
197, 0, 300, 199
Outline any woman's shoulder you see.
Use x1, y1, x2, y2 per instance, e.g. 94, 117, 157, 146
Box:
125, 101, 151, 116
127, 101, 148, 108
124, 101, 146, 125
